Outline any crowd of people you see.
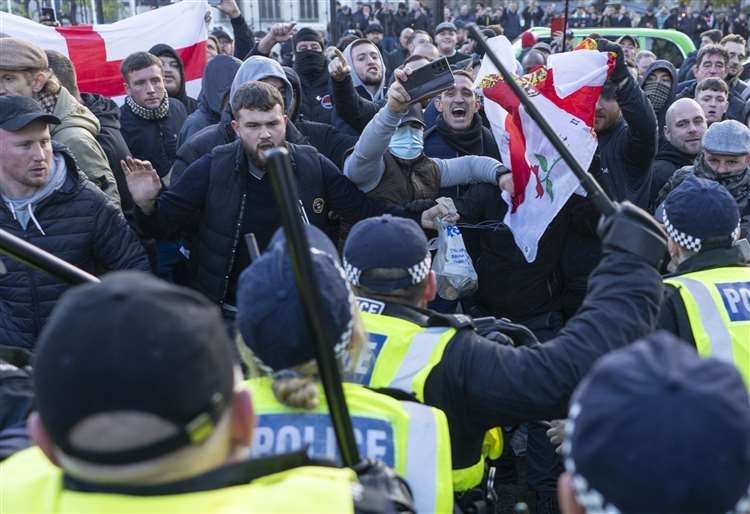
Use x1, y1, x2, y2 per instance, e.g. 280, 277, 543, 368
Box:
1, 1, 750, 513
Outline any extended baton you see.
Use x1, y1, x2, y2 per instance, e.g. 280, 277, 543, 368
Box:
263, 147, 361, 467
468, 25, 616, 217
0, 228, 99, 285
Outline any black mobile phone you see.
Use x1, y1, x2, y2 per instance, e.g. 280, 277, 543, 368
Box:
40, 7, 56, 22
402, 57, 455, 105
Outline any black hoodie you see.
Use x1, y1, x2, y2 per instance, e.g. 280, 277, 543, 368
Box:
179, 54, 241, 146
80, 92, 136, 220
149, 44, 199, 115
640, 59, 677, 139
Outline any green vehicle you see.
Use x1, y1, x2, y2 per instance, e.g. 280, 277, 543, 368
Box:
512, 27, 696, 69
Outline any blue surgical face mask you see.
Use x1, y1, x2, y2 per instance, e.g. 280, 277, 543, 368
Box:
388, 125, 424, 160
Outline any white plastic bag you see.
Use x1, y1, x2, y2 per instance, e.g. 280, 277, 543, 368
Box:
431, 219, 478, 300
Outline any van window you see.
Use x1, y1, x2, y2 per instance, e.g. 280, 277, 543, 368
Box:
647, 38, 684, 67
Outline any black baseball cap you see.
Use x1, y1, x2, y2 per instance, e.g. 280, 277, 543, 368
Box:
0, 96, 60, 130
33, 271, 235, 465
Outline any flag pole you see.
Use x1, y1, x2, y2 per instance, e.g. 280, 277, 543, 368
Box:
468, 25, 616, 217
561, 0, 570, 52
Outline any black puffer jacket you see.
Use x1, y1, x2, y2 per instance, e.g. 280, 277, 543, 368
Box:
0, 146, 149, 350
80, 92, 135, 219
120, 97, 187, 179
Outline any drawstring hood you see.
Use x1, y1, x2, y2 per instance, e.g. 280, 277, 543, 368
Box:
3, 152, 67, 234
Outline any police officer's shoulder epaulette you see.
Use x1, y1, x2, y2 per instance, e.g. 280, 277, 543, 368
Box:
426, 312, 476, 330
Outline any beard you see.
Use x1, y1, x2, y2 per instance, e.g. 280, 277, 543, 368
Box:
361, 70, 383, 86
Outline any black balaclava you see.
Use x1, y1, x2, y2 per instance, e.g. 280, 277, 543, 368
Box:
293, 28, 327, 82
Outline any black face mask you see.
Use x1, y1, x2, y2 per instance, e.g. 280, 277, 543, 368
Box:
295, 50, 326, 79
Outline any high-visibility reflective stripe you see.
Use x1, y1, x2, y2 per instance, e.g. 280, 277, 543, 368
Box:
401, 401, 438, 514
452, 457, 485, 491
669, 276, 735, 363
388, 327, 453, 394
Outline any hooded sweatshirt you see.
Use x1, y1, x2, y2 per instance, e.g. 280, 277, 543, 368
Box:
149, 44, 198, 114
179, 54, 242, 145
3, 153, 67, 233
229, 56, 294, 116
640, 59, 677, 138
343, 39, 387, 103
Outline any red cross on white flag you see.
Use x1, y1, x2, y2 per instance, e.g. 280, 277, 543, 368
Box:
0, 1, 207, 104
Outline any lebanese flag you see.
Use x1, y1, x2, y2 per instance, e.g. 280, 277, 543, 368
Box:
0, 1, 207, 105
474, 36, 613, 262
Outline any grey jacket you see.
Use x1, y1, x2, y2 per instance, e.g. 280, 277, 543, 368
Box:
344, 103, 504, 193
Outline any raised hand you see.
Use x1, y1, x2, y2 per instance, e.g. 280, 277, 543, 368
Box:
326, 47, 351, 81
121, 157, 161, 214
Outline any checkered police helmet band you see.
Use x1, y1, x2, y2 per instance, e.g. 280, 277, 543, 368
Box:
343, 253, 432, 287
663, 211, 702, 252
562, 402, 750, 514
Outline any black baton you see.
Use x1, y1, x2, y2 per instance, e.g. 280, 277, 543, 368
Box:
263, 147, 361, 467
0, 228, 99, 285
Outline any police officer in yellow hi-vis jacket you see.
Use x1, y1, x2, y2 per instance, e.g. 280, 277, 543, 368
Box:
341, 212, 667, 509
0, 272, 405, 514
658, 175, 750, 387
234, 225, 453, 513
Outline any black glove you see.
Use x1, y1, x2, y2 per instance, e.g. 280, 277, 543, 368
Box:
353, 459, 415, 513
597, 38, 629, 84
596, 201, 667, 269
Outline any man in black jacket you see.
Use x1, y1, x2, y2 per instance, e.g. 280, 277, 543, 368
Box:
119, 51, 187, 278
120, 51, 187, 181
593, 44, 658, 208
125, 82, 449, 315
0, 96, 148, 350
291, 28, 334, 124
562, 40, 657, 320
650, 98, 707, 208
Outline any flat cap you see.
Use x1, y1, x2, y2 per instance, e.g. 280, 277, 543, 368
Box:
0, 37, 48, 71
703, 119, 750, 156
435, 21, 457, 34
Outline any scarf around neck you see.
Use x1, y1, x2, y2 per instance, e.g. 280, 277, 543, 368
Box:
435, 113, 484, 156
125, 95, 170, 120
693, 153, 750, 216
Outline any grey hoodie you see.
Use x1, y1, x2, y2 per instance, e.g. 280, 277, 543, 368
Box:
3, 153, 67, 234
229, 56, 294, 115
343, 39, 387, 103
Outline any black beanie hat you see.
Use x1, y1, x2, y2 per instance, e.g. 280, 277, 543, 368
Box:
293, 27, 324, 51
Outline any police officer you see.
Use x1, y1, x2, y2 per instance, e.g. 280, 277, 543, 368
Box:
235, 225, 452, 513
657, 175, 750, 386
0, 272, 405, 513
340, 210, 666, 508
559, 332, 750, 514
